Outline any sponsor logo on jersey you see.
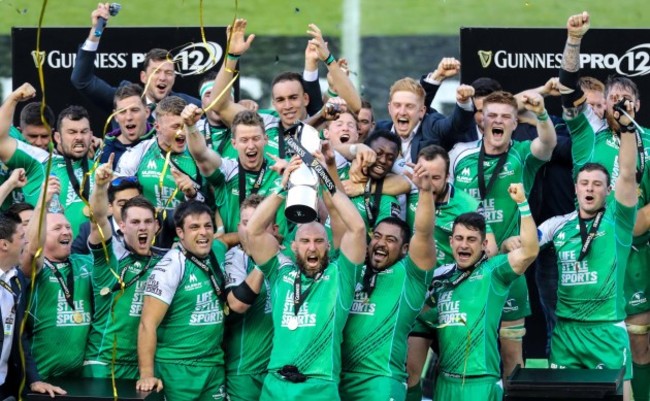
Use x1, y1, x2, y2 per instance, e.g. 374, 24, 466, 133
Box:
497, 162, 515, 178
56, 290, 91, 326
147, 159, 157, 170
503, 298, 519, 313
350, 287, 376, 316
190, 290, 223, 325
559, 250, 598, 286
456, 167, 473, 184
281, 291, 316, 329
557, 232, 565, 240
630, 291, 648, 307
129, 281, 147, 316
481, 198, 504, 224
437, 290, 467, 327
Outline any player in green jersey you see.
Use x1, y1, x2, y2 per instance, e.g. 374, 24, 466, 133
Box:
404, 144, 498, 400
183, 104, 289, 242
22, 175, 93, 380
430, 184, 539, 401
223, 194, 277, 401
246, 155, 367, 401
558, 13, 650, 400
207, 19, 359, 160
115, 96, 206, 221
0, 83, 49, 212
49, 104, 97, 237
137, 201, 229, 400
84, 155, 162, 379
340, 155, 437, 401
449, 90, 556, 379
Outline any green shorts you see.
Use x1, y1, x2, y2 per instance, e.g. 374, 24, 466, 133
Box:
339, 372, 407, 401
433, 373, 503, 401
81, 361, 138, 380
226, 372, 266, 401
157, 361, 227, 401
550, 319, 632, 381
624, 242, 650, 316
410, 306, 437, 339
501, 275, 531, 321
260, 371, 339, 401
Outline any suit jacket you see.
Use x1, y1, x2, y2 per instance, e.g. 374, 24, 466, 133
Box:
71, 46, 202, 114
376, 104, 475, 160
1, 269, 40, 398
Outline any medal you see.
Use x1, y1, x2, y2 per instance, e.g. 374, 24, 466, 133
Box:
287, 316, 299, 331
73, 311, 83, 324
83, 205, 91, 217
223, 303, 230, 316
100, 287, 111, 296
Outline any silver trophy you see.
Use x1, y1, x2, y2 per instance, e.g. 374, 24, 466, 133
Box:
284, 122, 322, 223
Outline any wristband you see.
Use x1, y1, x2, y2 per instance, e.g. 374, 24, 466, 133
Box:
327, 88, 338, 98
536, 110, 549, 122
216, 226, 225, 235
619, 123, 636, 134
325, 53, 336, 66
517, 200, 531, 217
227, 53, 241, 60
272, 184, 287, 198
350, 144, 358, 157
225, 67, 238, 74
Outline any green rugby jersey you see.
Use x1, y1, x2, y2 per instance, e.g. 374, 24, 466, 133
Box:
206, 157, 288, 235
49, 154, 93, 237
196, 119, 238, 160
538, 201, 636, 322
86, 238, 162, 370
144, 240, 228, 366
0, 140, 48, 211
258, 109, 283, 159
406, 184, 492, 267
342, 255, 432, 380
449, 140, 545, 246
565, 105, 650, 184
115, 137, 201, 211
29, 254, 93, 379
430, 254, 519, 377
223, 246, 273, 375
257, 251, 362, 380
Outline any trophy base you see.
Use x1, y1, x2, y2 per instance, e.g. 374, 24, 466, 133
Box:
285, 204, 318, 224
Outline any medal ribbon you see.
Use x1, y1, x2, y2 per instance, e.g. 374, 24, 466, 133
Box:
180, 246, 227, 303
292, 270, 323, 316
238, 159, 267, 205
477, 141, 510, 212
577, 208, 605, 263
43, 259, 75, 310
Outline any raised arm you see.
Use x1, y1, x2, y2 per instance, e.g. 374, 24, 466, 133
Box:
70, 3, 117, 111
507, 183, 540, 274
246, 158, 301, 265
422, 57, 461, 110
326, 178, 367, 264
424, 85, 476, 150
205, 19, 255, 127
559, 12, 590, 120
89, 154, 115, 245
183, 104, 222, 176
523, 91, 557, 161
307, 24, 362, 114
613, 101, 640, 207
0, 169, 26, 210
0, 83, 36, 162
407, 161, 437, 270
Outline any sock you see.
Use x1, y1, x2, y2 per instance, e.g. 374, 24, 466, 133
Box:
632, 362, 650, 401
406, 380, 423, 401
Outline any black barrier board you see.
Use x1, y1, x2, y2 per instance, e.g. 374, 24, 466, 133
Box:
461, 27, 650, 126
12, 27, 232, 135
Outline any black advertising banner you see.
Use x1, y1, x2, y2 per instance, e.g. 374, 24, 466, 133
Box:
460, 28, 650, 125
12, 27, 230, 134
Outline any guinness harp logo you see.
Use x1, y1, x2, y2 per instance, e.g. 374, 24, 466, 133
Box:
478, 50, 493, 68
31, 50, 46, 68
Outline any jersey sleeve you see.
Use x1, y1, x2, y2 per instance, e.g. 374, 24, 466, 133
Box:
613, 200, 637, 248
377, 195, 401, 223
565, 106, 607, 173
538, 213, 572, 249
490, 254, 520, 289
89, 237, 121, 290
516, 141, 547, 194
115, 139, 150, 177
7, 141, 46, 206
144, 249, 184, 305
335, 251, 364, 295
404, 255, 434, 311
206, 157, 237, 187
256, 253, 282, 287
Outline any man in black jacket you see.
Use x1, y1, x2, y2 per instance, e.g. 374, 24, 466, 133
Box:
70, 3, 201, 120
0, 212, 64, 399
